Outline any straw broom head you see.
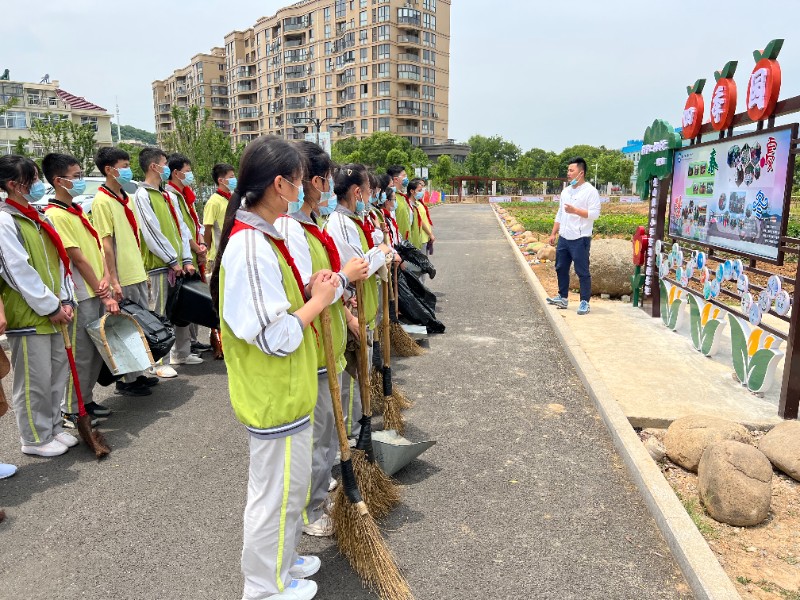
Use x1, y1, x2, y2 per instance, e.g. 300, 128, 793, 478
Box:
390, 323, 424, 357
349, 448, 401, 519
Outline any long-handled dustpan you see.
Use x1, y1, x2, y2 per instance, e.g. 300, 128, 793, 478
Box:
371, 429, 436, 477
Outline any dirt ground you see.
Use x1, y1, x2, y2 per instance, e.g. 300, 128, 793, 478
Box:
643, 429, 800, 600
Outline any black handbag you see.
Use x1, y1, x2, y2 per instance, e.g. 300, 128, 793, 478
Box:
165, 274, 219, 329
119, 299, 176, 363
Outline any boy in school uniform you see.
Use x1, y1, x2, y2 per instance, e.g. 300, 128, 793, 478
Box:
387, 165, 412, 243
132, 147, 196, 377
203, 163, 236, 275
92, 146, 158, 393
0, 155, 76, 457
42, 153, 120, 423
165, 153, 210, 357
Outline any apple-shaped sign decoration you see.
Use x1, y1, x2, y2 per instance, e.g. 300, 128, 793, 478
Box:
747, 39, 783, 122
711, 61, 738, 131
682, 79, 706, 140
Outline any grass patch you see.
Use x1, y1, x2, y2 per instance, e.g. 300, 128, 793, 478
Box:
736, 576, 752, 585
674, 491, 717, 537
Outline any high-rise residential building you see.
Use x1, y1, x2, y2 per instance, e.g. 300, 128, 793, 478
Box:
153, 0, 450, 149
0, 77, 113, 157
152, 47, 229, 145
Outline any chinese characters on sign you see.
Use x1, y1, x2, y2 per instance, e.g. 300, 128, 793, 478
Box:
644, 178, 660, 296
746, 39, 783, 122
748, 68, 768, 111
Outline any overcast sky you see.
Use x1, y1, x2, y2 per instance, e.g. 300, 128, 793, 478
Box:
5, 1, 800, 153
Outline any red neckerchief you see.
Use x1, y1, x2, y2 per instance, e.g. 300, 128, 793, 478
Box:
167, 182, 201, 242
98, 185, 139, 247
157, 188, 183, 241
216, 188, 232, 201
382, 208, 398, 244
421, 200, 433, 225
350, 215, 375, 250
46, 200, 101, 250
6, 198, 71, 274
299, 220, 342, 272
231, 219, 306, 300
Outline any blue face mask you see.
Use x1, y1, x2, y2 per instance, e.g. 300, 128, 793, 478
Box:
380, 191, 387, 204
159, 164, 171, 182
415, 190, 424, 200
570, 177, 579, 186
402, 177, 409, 187
287, 201, 303, 213
62, 178, 86, 198
355, 200, 366, 213
24, 180, 46, 203
226, 176, 237, 191
115, 167, 133, 185
320, 194, 337, 216
389, 185, 397, 193
285, 179, 305, 209
182, 171, 195, 186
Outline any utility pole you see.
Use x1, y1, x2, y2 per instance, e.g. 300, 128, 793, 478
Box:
593, 162, 598, 187
115, 97, 122, 143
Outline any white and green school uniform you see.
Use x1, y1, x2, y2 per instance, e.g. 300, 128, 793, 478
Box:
277, 210, 348, 529
0, 201, 75, 447
220, 209, 317, 599
325, 205, 389, 437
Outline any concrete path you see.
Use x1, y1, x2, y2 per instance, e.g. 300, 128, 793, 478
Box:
0, 204, 690, 599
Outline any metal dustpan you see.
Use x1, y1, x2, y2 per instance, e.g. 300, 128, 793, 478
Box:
399, 323, 427, 339
372, 429, 436, 476
86, 313, 154, 376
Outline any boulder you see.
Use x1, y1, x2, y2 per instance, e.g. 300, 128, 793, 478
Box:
644, 436, 666, 462
664, 415, 749, 472
759, 421, 800, 482
537, 245, 556, 261
511, 224, 525, 233
567, 238, 632, 298
698, 441, 772, 526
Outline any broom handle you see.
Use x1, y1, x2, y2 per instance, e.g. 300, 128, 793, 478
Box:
393, 262, 399, 315
320, 308, 353, 462
354, 280, 371, 417
382, 269, 391, 369
59, 323, 87, 418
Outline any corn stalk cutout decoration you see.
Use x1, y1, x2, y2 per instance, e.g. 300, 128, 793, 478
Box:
659, 280, 687, 331
687, 294, 727, 356
728, 314, 784, 393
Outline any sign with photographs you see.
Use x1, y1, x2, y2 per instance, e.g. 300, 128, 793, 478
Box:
668, 124, 797, 263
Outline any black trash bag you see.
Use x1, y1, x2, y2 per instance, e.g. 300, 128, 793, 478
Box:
166, 273, 219, 329
397, 270, 445, 334
119, 300, 175, 363
395, 240, 436, 279
403, 268, 437, 311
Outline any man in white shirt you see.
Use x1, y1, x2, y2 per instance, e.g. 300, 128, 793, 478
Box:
546, 157, 601, 315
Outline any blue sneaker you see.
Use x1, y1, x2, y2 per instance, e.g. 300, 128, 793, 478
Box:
577, 300, 591, 315
546, 294, 568, 309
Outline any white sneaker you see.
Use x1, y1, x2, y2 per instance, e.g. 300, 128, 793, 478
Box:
272, 579, 317, 600
328, 477, 339, 492
170, 354, 203, 365
302, 514, 333, 537
0, 463, 17, 479
288, 555, 321, 578
54, 432, 79, 448
155, 365, 178, 378
21, 439, 68, 457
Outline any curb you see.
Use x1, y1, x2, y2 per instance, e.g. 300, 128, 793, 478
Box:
492, 209, 740, 600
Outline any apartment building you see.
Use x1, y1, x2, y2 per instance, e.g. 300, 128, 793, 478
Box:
152, 47, 229, 144
0, 78, 113, 156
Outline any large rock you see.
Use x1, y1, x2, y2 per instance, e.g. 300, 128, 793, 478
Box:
698, 441, 772, 526
664, 415, 749, 472
759, 421, 800, 482
567, 238, 632, 297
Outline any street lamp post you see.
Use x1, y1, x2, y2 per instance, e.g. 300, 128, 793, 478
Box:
292, 117, 344, 149
593, 162, 599, 188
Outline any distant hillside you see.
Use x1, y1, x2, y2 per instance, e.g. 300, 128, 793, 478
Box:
120, 125, 157, 145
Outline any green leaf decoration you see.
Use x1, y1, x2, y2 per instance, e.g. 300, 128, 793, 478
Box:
701, 319, 724, 356
668, 297, 684, 331
728, 314, 749, 384
688, 294, 702, 350
660, 280, 670, 328
687, 79, 706, 95
635, 119, 683, 198
754, 39, 784, 62
714, 61, 738, 82
746, 348, 783, 393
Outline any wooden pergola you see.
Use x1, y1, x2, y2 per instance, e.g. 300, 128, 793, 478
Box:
447, 176, 568, 201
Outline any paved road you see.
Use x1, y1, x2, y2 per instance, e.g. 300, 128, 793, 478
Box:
0, 204, 690, 599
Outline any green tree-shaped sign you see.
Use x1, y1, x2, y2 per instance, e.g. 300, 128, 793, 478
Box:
636, 119, 683, 198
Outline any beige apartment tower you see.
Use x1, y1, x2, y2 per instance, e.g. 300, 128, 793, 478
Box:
153, 0, 449, 149
153, 47, 229, 145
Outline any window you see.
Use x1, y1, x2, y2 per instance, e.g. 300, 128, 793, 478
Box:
360, 101, 369, 115
326, 108, 334, 118
326, 91, 333, 105
375, 81, 390, 96
360, 48, 368, 63
373, 62, 389, 78
423, 13, 436, 30
360, 0, 367, 7
1, 111, 26, 129
359, 10, 367, 26
422, 50, 436, 65
374, 99, 390, 114
361, 119, 369, 133
423, 0, 436, 10
374, 43, 390, 60
324, 7, 330, 21
360, 66, 368, 79
325, 74, 333, 88
376, 117, 390, 131
375, 6, 389, 22
398, 64, 421, 80
359, 29, 368, 44
398, 100, 420, 115
423, 31, 437, 47
372, 25, 389, 42
423, 67, 435, 83
335, 0, 346, 18
325, 24, 331, 38
398, 8, 421, 24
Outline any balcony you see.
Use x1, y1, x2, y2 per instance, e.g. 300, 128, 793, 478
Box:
285, 37, 305, 47
398, 34, 421, 45
239, 96, 258, 105
284, 20, 308, 32
286, 98, 307, 110
158, 103, 171, 113
397, 53, 420, 63
398, 107, 421, 116
398, 125, 420, 133
398, 16, 421, 26
286, 85, 308, 95
237, 83, 255, 92
398, 90, 420, 98
238, 108, 259, 119
236, 66, 257, 79
398, 71, 421, 81
176, 86, 187, 96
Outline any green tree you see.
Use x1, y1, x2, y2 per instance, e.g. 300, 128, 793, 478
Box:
163, 106, 239, 187
431, 154, 454, 188
463, 134, 521, 177
119, 124, 157, 145
595, 151, 633, 188
331, 131, 429, 176
29, 115, 97, 173
13, 137, 30, 157
118, 142, 144, 181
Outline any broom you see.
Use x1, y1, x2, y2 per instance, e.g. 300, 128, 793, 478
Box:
59, 325, 111, 459
390, 263, 424, 358
322, 309, 412, 600
382, 270, 406, 434
352, 280, 401, 519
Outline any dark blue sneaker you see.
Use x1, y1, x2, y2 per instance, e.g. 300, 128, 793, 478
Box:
577, 300, 591, 315
547, 294, 568, 309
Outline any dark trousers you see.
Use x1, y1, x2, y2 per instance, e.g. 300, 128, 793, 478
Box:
556, 236, 592, 302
